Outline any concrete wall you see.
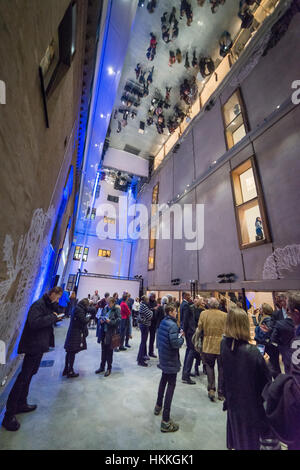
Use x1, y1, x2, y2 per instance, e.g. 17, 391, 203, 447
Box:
0, 0, 88, 385
67, 235, 133, 280
130, 13, 300, 293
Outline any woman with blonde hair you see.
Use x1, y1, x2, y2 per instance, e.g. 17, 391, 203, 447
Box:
220, 307, 276, 450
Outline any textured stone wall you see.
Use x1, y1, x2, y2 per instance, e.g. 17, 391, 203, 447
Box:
0, 0, 87, 387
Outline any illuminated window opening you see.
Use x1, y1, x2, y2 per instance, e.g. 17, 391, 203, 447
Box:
231, 157, 270, 248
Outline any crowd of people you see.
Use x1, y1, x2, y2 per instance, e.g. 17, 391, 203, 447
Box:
116, 0, 261, 138
2, 286, 300, 450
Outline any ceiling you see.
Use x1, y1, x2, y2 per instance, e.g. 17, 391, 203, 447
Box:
108, 0, 242, 160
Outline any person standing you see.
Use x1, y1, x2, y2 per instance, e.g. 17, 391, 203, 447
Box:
267, 294, 288, 378
132, 297, 140, 328
270, 314, 295, 374
95, 297, 121, 376
2, 286, 63, 431
127, 293, 134, 345
63, 298, 91, 378
221, 307, 274, 450
182, 295, 197, 385
98, 292, 110, 312
96, 292, 110, 331
118, 294, 131, 351
197, 297, 227, 401
113, 292, 120, 305
58, 288, 70, 315
89, 290, 100, 327
191, 297, 205, 376
66, 291, 77, 318
154, 304, 184, 433
91, 290, 100, 306
148, 292, 158, 358
156, 296, 168, 331
179, 292, 191, 329
137, 296, 153, 367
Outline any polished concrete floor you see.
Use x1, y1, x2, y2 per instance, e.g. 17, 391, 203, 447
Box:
0, 319, 227, 450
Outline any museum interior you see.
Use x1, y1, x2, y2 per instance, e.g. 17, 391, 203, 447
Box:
0, 0, 300, 451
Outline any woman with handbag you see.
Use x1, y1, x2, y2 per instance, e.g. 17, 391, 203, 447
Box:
95, 297, 121, 377
63, 298, 91, 378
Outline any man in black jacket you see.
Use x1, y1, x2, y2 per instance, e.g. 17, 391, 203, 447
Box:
2, 286, 63, 432
179, 292, 191, 330
270, 316, 295, 373
181, 293, 196, 385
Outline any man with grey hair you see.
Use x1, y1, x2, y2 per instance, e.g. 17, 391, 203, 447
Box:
207, 297, 220, 309
197, 297, 227, 401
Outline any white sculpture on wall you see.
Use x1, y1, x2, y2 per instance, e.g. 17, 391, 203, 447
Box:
0, 206, 55, 363
263, 244, 300, 279
0, 340, 5, 365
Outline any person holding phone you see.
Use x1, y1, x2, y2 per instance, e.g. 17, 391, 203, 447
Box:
2, 286, 64, 432
95, 297, 121, 376
63, 298, 91, 378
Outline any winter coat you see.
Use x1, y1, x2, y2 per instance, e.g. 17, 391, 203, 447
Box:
271, 317, 295, 347
179, 300, 191, 329
157, 315, 184, 374
97, 305, 121, 347
221, 336, 271, 450
183, 303, 196, 337
138, 302, 153, 327
66, 297, 78, 316
148, 299, 157, 328
18, 294, 59, 355
120, 301, 131, 320
197, 309, 227, 354
262, 373, 300, 445
64, 301, 90, 353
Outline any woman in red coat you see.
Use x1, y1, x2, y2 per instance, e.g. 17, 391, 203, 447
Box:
118, 294, 132, 351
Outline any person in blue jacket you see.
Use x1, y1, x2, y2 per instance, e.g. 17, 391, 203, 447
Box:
154, 304, 184, 433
